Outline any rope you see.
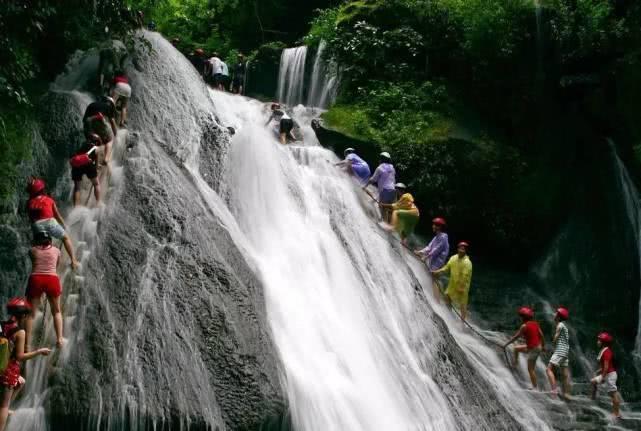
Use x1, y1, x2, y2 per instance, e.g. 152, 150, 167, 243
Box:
361, 187, 511, 362
84, 184, 95, 206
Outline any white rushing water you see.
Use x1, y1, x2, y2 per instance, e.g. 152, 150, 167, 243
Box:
276, 46, 307, 106
307, 41, 339, 109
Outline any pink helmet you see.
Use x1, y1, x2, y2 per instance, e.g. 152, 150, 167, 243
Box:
597, 332, 613, 344
27, 178, 45, 196
556, 307, 569, 320
518, 306, 534, 318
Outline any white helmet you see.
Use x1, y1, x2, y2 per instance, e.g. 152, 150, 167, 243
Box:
395, 183, 407, 189
344, 148, 355, 156
380, 152, 391, 160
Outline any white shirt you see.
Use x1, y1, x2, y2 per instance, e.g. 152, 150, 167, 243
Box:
221, 62, 229, 76
209, 57, 223, 75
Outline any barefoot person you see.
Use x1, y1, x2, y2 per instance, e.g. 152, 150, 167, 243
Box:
70, 134, 101, 207
504, 307, 545, 390
415, 217, 449, 303
335, 148, 371, 185
25, 231, 65, 350
0, 298, 51, 431
591, 332, 621, 420
26, 178, 79, 269
546, 307, 571, 398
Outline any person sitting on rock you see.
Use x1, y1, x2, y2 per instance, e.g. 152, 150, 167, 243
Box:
83, 96, 117, 165
503, 306, 545, 390
25, 231, 65, 349
26, 178, 79, 270
415, 217, 449, 303
0, 298, 51, 431
591, 332, 621, 420
70, 134, 101, 207
335, 148, 370, 185
265, 103, 295, 145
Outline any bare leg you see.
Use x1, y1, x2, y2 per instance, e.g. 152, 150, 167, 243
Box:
62, 236, 79, 270
48, 295, 63, 348
73, 180, 82, 207
546, 364, 557, 393
104, 141, 113, 164
460, 303, 468, 322
611, 392, 621, 418
0, 387, 14, 431
91, 177, 101, 205
590, 378, 597, 400
527, 359, 538, 389
431, 279, 441, 304
121, 104, 128, 126
25, 295, 41, 352
279, 132, 287, 145
561, 367, 571, 396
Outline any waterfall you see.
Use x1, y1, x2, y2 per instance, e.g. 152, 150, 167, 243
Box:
307, 41, 339, 109
276, 46, 307, 106
4, 31, 563, 430
610, 143, 641, 364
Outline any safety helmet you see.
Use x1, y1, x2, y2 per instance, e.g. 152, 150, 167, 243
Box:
556, 307, 569, 320
344, 148, 355, 156
518, 306, 534, 318
432, 217, 447, 227
395, 183, 407, 190
87, 133, 102, 145
27, 178, 45, 196
457, 241, 469, 249
380, 152, 391, 160
7, 297, 32, 316
597, 332, 613, 344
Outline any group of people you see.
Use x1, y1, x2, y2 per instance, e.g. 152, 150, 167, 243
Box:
0, 58, 134, 430
190, 49, 246, 95
337, 147, 623, 420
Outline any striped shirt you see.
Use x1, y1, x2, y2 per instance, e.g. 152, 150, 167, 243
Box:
554, 322, 570, 357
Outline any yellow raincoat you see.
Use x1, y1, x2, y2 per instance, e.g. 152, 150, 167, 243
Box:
434, 254, 473, 306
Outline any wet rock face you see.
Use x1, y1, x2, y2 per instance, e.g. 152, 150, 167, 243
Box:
40, 32, 284, 429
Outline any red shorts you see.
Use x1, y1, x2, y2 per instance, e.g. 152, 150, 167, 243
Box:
27, 274, 62, 298
0, 361, 21, 388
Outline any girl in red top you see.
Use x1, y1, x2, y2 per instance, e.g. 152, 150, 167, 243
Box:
591, 332, 621, 419
26, 178, 79, 270
25, 231, 64, 349
0, 298, 51, 431
503, 307, 545, 389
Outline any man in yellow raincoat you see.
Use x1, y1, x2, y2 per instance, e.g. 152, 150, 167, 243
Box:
432, 241, 473, 322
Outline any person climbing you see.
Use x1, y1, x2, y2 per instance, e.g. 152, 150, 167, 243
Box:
25, 231, 64, 350
221, 59, 230, 92
0, 298, 51, 431
206, 53, 223, 90
335, 148, 371, 185
432, 241, 473, 322
415, 217, 449, 303
26, 178, 79, 270
191, 48, 206, 77
70, 134, 101, 207
266, 103, 295, 145
98, 41, 127, 91
591, 332, 621, 419
379, 183, 420, 245
366, 152, 396, 223
110, 70, 131, 127
232, 54, 246, 95
503, 306, 545, 390
546, 307, 571, 399
83, 96, 117, 165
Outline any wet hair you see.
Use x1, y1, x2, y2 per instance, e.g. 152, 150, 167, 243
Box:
33, 231, 52, 246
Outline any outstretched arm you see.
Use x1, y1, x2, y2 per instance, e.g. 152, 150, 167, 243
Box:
52, 202, 66, 228
504, 325, 524, 348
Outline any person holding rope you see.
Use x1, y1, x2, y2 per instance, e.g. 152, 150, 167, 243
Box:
0, 298, 51, 431
365, 152, 396, 223
432, 241, 472, 322
504, 307, 545, 390
24, 231, 64, 350
70, 134, 102, 207
379, 183, 420, 246
546, 307, 571, 399
336, 148, 370, 186
415, 217, 449, 303
26, 178, 79, 270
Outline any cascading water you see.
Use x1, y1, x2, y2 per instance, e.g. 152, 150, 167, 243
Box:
276, 46, 307, 106
4, 31, 587, 430
306, 41, 339, 109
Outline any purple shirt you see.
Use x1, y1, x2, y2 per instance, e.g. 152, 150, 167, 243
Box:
369, 163, 396, 194
418, 232, 449, 271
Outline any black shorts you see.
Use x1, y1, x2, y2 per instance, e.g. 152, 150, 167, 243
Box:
214, 73, 224, 85
280, 118, 294, 134
71, 163, 98, 182
233, 76, 244, 88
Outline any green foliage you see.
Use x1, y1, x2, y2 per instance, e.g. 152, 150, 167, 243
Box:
0, 109, 32, 204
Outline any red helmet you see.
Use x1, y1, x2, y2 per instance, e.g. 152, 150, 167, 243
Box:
518, 306, 534, 318
556, 307, 569, 320
27, 178, 45, 196
432, 217, 446, 227
6, 297, 32, 315
597, 332, 613, 344
457, 241, 469, 249
271, 102, 281, 110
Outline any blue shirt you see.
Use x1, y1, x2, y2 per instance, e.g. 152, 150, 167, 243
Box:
346, 153, 371, 184
369, 163, 396, 194
418, 232, 449, 271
